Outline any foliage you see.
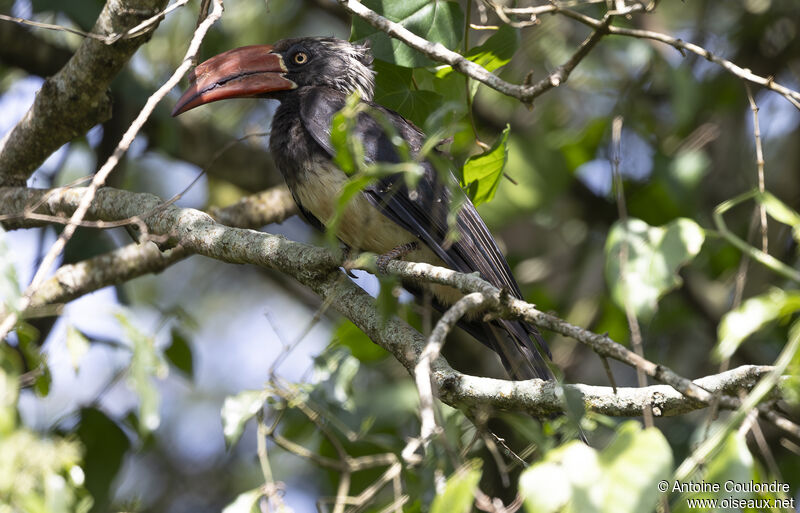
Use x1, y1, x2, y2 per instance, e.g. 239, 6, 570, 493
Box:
1, 0, 800, 512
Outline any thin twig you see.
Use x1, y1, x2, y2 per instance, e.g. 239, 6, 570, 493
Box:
610, 115, 653, 428
0, 0, 225, 340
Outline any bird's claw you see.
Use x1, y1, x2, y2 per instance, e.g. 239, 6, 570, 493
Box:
377, 241, 418, 274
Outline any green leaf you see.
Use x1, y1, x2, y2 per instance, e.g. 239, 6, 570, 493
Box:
221, 390, 266, 448
373, 61, 444, 126
116, 312, 167, 433
703, 431, 753, 493
521, 422, 672, 513
0, 365, 18, 435
462, 125, 510, 206
351, 0, 464, 68
66, 326, 90, 373
465, 25, 519, 72
759, 191, 800, 242
598, 422, 673, 513
331, 320, 388, 362
671, 431, 753, 513
222, 488, 263, 513
0, 226, 21, 315
605, 218, 705, 321
331, 110, 356, 176
430, 460, 482, 513
165, 328, 194, 380
77, 407, 130, 512
670, 149, 709, 188
431, 25, 519, 99
715, 288, 800, 361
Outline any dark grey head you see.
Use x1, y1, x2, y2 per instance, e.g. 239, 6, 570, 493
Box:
172, 37, 376, 116
272, 37, 375, 100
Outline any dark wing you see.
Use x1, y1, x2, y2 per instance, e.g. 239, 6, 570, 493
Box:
299, 87, 551, 379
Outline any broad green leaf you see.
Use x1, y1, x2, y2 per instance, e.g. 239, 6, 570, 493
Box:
670, 149, 709, 188
312, 347, 361, 411
715, 288, 800, 361
332, 320, 388, 362
116, 312, 167, 433
521, 422, 672, 513
605, 218, 705, 321
465, 25, 519, 73
66, 326, 90, 373
221, 390, 266, 448
77, 407, 130, 511
598, 422, 673, 513
462, 124, 510, 206
434, 25, 520, 99
351, 0, 464, 68
373, 60, 444, 126
701, 431, 753, 493
430, 460, 482, 513
759, 191, 800, 242
672, 431, 753, 513
222, 487, 262, 513
165, 328, 194, 380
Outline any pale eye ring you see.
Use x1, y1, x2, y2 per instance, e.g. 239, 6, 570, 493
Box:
293, 52, 308, 65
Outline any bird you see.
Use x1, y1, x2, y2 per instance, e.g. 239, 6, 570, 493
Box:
172, 37, 553, 382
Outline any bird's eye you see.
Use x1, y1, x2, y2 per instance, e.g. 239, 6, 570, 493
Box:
293, 52, 308, 65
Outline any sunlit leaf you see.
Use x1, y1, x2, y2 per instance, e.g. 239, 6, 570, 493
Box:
430, 460, 482, 513
465, 25, 519, 72
222, 487, 263, 513
759, 191, 800, 242
670, 149, 709, 188
605, 218, 705, 321
221, 390, 266, 448
66, 326, 90, 373
715, 288, 800, 361
0, 365, 18, 435
462, 124, 510, 206
351, 0, 464, 68
312, 347, 360, 411
521, 422, 672, 513
670, 430, 753, 513
0, 226, 21, 316
116, 312, 167, 433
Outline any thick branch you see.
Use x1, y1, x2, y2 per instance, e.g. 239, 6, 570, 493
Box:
24, 186, 297, 308
0, 185, 783, 419
0, 0, 169, 186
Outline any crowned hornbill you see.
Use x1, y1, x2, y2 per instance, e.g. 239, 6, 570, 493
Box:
173, 37, 553, 381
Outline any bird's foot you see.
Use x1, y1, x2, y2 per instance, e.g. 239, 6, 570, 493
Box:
376, 242, 418, 274
340, 246, 359, 278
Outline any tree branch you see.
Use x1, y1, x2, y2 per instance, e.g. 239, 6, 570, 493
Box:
0, 0, 170, 186
23, 186, 296, 309
337, 0, 609, 104
0, 25, 282, 193
0, 185, 788, 421
336, 0, 800, 110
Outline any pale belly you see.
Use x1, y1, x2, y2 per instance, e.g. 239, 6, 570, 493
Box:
293, 159, 463, 305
